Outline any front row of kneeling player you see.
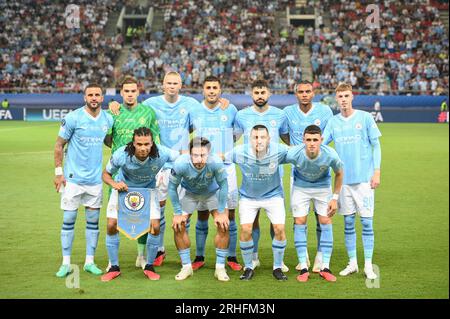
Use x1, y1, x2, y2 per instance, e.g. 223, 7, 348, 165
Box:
56, 124, 378, 283
102, 125, 358, 282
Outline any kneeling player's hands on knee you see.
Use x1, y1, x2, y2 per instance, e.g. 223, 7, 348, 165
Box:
172, 215, 185, 232
54, 175, 66, 192
109, 101, 121, 115
113, 181, 128, 192
327, 199, 338, 217
214, 213, 229, 231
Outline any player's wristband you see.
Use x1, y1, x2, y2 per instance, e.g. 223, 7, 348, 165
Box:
55, 167, 63, 176
332, 194, 339, 201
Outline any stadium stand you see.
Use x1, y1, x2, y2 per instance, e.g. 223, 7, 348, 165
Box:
0, 0, 448, 95
122, 0, 299, 93
0, 0, 125, 93
311, 0, 449, 95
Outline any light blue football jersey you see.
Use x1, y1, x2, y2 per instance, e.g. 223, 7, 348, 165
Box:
170, 154, 228, 195
142, 95, 201, 153
191, 102, 238, 164
231, 143, 289, 199
286, 144, 343, 188
323, 110, 382, 185
234, 105, 288, 144
284, 102, 333, 145
106, 145, 179, 188
58, 107, 113, 185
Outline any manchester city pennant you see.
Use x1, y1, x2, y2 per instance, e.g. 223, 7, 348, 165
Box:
117, 188, 157, 240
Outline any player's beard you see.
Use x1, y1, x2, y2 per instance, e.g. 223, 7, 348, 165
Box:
87, 101, 101, 111
253, 99, 268, 108
207, 97, 219, 106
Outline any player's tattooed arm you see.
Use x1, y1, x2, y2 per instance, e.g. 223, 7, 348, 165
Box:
102, 169, 128, 192
109, 101, 121, 115
54, 136, 67, 192
104, 134, 112, 148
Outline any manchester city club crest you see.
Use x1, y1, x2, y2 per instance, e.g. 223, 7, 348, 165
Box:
118, 188, 154, 240
355, 123, 363, 130
124, 191, 145, 211
270, 120, 277, 127
221, 115, 228, 122
314, 119, 321, 126
180, 108, 186, 115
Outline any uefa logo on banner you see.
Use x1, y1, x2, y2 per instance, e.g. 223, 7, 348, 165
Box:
124, 192, 145, 211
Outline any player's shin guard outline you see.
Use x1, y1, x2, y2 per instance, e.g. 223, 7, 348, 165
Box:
61, 210, 77, 258
215, 248, 228, 267
272, 239, 287, 270
106, 233, 120, 266
195, 219, 209, 257
240, 240, 254, 270
319, 224, 333, 268
344, 214, 357, 261
361, 217, 374, 262
228, 219, 238, 257
85, 209, 100, 257
146, 233, 160, 265
294, 224, 308, 267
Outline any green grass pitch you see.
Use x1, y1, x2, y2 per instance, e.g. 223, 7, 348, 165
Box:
0, 121, 448, 299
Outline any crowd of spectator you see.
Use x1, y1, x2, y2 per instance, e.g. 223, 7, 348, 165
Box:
1, 0, 448, 95
121, 0, 299, 93
309, 0, 449, 95
0, 0, 124, 93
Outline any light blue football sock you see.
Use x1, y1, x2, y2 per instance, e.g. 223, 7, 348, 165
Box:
320, 223, 333, 269
344, 214, 357, 262
361, 217, 374, 262
186, 218, 191, 235
178, 248, 191, 266
85, 208, 100, 257
294, 224, 308, 267
195, 219, 209, 257
272, 239, 287, 270
106, 233, 120, 266
215, 248, 228, 267
240, 240, 254, 270
146, 233, 160, 266
228, 219, 238, 258
61, 210, 77, 260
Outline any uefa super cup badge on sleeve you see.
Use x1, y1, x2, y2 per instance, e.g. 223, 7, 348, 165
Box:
117, 188, 154, 240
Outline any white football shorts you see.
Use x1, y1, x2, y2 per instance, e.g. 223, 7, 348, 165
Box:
291, 186, 332, 217
60, 182, 103, 211
239, 197, 286, 225
338, 183, 375, 217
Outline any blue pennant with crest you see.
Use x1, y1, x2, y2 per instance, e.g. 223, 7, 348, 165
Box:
118, 187, 154, 240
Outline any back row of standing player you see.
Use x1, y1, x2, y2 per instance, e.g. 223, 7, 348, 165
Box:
54, 72, 381, 283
